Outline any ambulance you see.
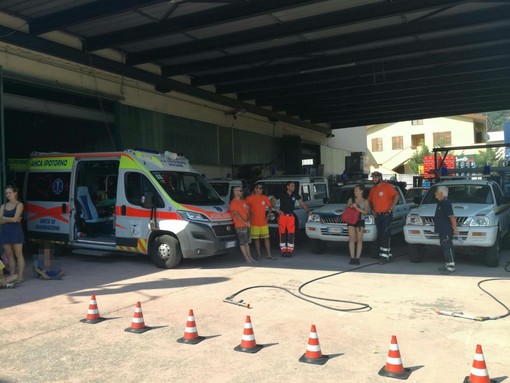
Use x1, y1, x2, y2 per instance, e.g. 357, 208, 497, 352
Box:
24, 149, 237, 268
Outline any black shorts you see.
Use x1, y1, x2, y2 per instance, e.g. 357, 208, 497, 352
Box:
347, 219, 365, 228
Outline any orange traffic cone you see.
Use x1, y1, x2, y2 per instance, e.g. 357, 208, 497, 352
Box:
463, 344, 497, 383
80, 294, 105, 324
378, 335, 412, 380
124, 301, 151, 333
234, 315, 263, 353
177, 309, 205, 344
299, 324, 329, 365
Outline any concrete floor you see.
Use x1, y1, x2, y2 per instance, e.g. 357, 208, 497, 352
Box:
1, 239, 510, 383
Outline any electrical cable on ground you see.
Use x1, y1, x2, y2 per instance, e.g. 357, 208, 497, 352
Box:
436, 260, 510, 321
224, 261, 382, 313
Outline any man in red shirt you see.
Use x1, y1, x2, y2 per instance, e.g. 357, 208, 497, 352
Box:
246, 182, 275, 260
368, 171, 399, 264
229, 187, 256, 264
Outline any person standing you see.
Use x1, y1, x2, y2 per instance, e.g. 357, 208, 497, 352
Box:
0, 185, 25, 283
229, 186, 256, 264
346, 184, 369, 265
368, 172, 399, 264
434, 185, 458, 274
246, 182, 275, 260
271, 181, 309, 257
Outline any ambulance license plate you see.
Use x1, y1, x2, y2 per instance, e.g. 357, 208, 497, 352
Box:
328, 227, 342, 234
226, 241, 236, 248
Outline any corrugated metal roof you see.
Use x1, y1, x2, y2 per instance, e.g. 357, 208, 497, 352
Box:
0, 0, 509, 133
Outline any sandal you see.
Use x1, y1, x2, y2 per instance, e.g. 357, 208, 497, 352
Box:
5, 282, 15, 289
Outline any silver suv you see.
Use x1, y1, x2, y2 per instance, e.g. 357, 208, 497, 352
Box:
404, 179, 510, 267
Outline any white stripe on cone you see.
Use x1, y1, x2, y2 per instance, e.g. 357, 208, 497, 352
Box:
185, 326, 197, 333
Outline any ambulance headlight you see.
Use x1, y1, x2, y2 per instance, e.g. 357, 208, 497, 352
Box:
178, 210, 210, 222
470, 216, 489, 226
308, 213, 320, 222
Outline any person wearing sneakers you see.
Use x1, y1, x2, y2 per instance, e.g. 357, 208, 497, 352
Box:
0, 185, 25, 284
434, 185, 457, 274
229, 186, 256, 264
271, 181, 309, 257
246, 182, 275, 261
346, 184, 369, 265
368, 172, 399, 264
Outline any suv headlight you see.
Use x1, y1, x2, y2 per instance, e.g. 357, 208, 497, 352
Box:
406, 214, 424, 225
308, 213, 320, 222
364, 215, 375, 225
178, 210, 210, 222
470, 216, 490, 226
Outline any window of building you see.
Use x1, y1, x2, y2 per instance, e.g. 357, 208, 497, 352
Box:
371, 137, 383, 152
433, 131, 452, 146
392, 136, 403, 150
411, 134, 424, 148
412, 120, 423, 125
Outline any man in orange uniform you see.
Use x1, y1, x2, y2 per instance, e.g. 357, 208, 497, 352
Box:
368, 171, 399, 264
246, 182, 275, 260
229, 187, 256, 264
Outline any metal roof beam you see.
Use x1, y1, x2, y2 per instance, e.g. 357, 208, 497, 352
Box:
127, 0, 467, 65
330, 102, 510, 130
162, 5, 510, 76
85, 0, 318, 52
0, 25, 329, 135
29, 0, 164, 35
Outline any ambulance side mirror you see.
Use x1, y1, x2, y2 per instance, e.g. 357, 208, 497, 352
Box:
141, 192, 155, 209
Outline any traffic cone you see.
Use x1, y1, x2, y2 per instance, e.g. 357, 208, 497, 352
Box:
234, 315, 263, 353
177, 309, 205, 344
378, 335, 411, 380
80, 294, 105, 324
124, 301, 151, 334
463, 344, 497, 383
299, 324, 329, 365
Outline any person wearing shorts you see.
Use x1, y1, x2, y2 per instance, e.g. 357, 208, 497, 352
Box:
229, 187, 256, 264
246, 183, 275, 260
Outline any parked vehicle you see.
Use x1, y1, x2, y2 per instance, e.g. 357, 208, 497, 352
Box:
208, 179, 247, 204
256, 175, 329, 234
406, 187, 429, 207
305, 182, 412, 254
404, 179, 510, 267
24, 149, 237, 269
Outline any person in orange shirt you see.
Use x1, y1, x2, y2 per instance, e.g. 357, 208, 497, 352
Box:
368, 171, 399, 264
229, 187, 256, 264
246, 182, 275, 260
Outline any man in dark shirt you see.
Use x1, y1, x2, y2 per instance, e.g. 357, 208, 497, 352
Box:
271, 181, 309, 257
434, 185, 459, 274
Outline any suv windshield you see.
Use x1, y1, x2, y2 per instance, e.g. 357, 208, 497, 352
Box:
152, 171, 223, 205
422, 184, 493, 205
259, 181, 301, 197
329, 185, 372, 204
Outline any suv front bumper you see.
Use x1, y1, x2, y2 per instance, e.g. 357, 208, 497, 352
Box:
404, 225, 498, 247
305, 222, 377, 242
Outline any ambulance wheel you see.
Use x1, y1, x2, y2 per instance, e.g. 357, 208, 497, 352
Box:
151, 235, 182, 269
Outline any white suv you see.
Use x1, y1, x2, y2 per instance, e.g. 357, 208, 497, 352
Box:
404, 179, 510, 267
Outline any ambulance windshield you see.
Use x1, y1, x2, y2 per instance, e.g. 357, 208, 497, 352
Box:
152, 171, 224, 205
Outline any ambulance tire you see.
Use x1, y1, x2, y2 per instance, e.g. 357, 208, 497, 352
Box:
151, 235, 182, 269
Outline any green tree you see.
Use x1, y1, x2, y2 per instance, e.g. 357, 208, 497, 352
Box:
475, 148, 498, 167
407, 145, 431, 174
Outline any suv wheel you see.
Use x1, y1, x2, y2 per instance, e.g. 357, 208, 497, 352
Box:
310, 239, 326, 254
484, 231, 500, 267
408, 244, 424, 263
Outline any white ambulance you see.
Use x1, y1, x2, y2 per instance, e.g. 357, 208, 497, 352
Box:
24, 149, 237, 268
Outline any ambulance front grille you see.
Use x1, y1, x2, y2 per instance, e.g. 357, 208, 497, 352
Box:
212, 224, 236, 237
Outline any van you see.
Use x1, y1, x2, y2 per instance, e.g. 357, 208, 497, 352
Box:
24, 149, 237, 268
208, 179, 247, 205
256, 175, 329, 233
